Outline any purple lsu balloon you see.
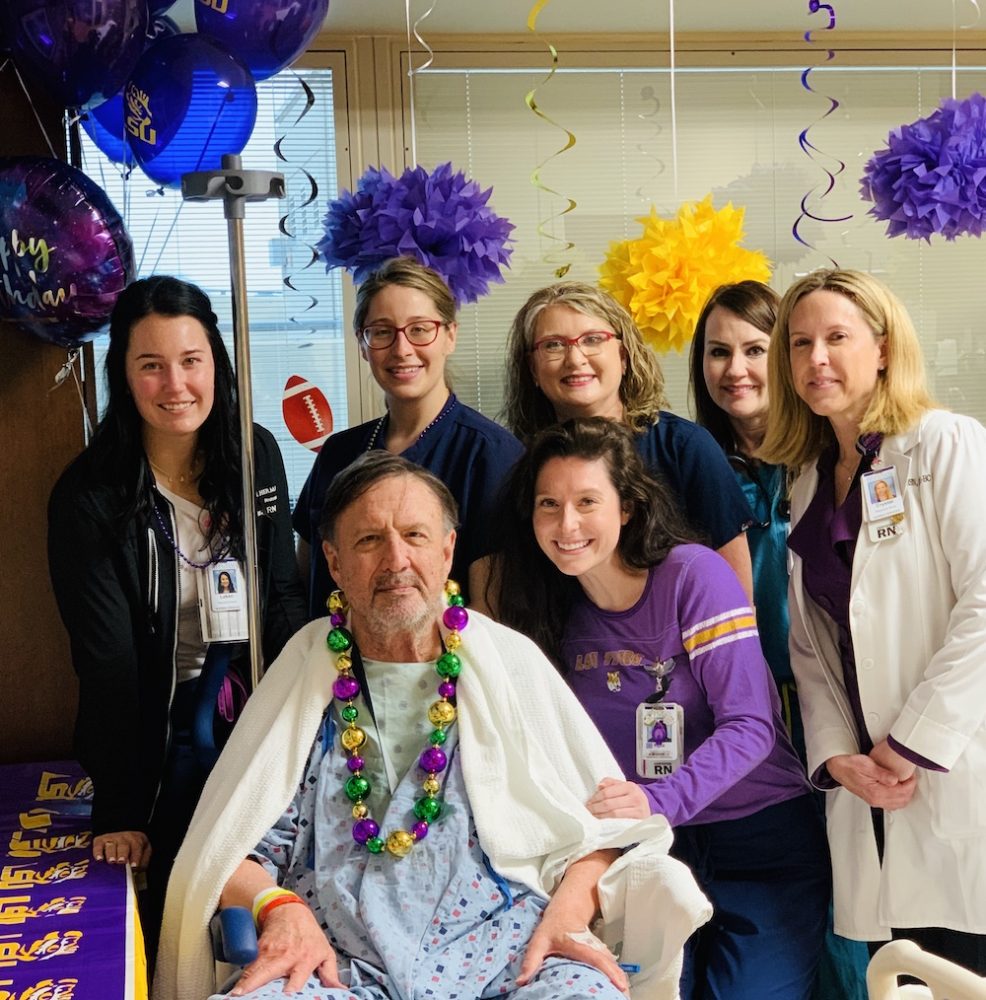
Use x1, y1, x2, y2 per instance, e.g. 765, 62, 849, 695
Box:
2, 0, 149, 109
195, 0, 330, 82
0, 157, 135, 348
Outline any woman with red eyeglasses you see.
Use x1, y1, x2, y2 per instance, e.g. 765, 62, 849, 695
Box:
501, 281, 754, 601
293, 256, 522, 618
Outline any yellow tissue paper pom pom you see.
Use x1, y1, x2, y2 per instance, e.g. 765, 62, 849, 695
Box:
599, 195, 771, 353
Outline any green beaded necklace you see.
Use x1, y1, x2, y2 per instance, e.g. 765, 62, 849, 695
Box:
325, 581, 469, 858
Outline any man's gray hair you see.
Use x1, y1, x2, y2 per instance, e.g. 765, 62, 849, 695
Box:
318, 451, 459, 543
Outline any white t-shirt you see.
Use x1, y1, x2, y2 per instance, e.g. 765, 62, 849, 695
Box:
158, 486, 211, 684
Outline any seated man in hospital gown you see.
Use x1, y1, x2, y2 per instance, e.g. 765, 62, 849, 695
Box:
153, 453, 708, 1000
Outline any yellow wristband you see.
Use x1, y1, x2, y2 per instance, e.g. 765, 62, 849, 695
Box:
250, 886, 296, 927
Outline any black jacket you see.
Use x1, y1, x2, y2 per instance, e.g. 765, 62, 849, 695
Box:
47, 425, 306, 835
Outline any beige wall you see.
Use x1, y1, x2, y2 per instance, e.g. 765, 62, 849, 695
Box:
0, 81, 85, 763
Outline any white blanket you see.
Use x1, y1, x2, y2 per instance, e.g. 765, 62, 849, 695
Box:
153, 612, 710, 1000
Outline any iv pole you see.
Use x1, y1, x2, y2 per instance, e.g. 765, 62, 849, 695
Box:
181, 154, 285, 691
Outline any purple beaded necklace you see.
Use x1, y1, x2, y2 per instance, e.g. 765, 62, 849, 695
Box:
153, 504, 230, 571
325, 581, 469, 858
364, 393, 457, 453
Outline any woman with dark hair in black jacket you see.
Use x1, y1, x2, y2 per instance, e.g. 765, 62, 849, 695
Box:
47, 276, 306, 956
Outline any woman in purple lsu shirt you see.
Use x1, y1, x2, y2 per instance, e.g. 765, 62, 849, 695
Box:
494, 417, 829, 1000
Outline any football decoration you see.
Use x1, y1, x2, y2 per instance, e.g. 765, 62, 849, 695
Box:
282, 374, 333, 452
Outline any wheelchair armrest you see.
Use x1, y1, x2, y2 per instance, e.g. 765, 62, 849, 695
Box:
210, 906, 258, 966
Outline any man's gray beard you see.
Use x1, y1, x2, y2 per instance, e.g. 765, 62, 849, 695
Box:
360, 590, 445, 650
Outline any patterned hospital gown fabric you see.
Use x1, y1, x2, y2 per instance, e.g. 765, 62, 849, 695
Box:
211, 710, 625, 1000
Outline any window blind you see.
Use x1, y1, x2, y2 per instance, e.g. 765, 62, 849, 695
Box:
79, 66, 345, 503
411, 59, 986, 425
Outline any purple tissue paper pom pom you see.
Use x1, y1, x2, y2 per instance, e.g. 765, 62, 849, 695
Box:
317, 162, 515, 304
860, 93, 986, 241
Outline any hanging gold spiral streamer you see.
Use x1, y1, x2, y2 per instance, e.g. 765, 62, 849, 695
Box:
524, 0, 578, 278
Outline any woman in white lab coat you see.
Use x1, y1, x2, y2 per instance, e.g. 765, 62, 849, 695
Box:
760, 268, 986, 972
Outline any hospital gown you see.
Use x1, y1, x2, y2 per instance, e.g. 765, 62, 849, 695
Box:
211, 712, 625, 1000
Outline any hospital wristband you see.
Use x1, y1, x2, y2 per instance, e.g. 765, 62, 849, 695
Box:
257, 893, 306, 928
251, 887, 298, 927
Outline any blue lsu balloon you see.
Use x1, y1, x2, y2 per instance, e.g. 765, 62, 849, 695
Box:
124, 33, 258, 188
195, 0, 330, 82
81, 92, 136, 167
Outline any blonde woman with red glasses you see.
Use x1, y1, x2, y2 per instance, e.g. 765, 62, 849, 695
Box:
502, 281, 755, 601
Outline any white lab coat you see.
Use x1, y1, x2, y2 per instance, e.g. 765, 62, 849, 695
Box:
788, 409, 986, 941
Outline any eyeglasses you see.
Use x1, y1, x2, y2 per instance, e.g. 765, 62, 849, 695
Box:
359, 319, 444, 350
529, 331, 622, 359
727, 454, 791, 528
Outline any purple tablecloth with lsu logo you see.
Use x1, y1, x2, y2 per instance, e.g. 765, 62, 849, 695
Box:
0, 760, 145, 999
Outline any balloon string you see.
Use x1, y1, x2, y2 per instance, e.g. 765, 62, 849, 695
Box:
148, 199, 185, 276
7, 60, 58, 159
793, 0, 850, 268
193, 93, 234, 174
413, 2, 437, 76
525, 0, 578, 278
51, 349, 93, 441
404, 0, 437, 167
668, 0, 678, 199
953, 0, 958, 100
146, 89, 230, 275
136, 198, 164, 274
405, 0, 417, 164
276, 73, 320, 338
952, 0, 982, 100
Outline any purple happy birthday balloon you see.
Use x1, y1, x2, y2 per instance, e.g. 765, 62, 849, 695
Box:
0, 157, 135, 349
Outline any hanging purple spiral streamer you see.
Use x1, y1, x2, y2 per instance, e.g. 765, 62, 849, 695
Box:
793, 0, 852, 266
275, 74, 320, 337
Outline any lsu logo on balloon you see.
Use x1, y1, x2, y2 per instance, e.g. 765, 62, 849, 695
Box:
124, 84, 157, 147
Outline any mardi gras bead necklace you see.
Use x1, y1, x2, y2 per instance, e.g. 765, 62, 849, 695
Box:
326, 581, 468, 858
364, 393, 457, 453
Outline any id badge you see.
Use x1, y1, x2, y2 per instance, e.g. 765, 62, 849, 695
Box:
636, 702, 684, 779
861, 467, 905, 521
198, 559, 249, 643
861, 466, 906, 542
